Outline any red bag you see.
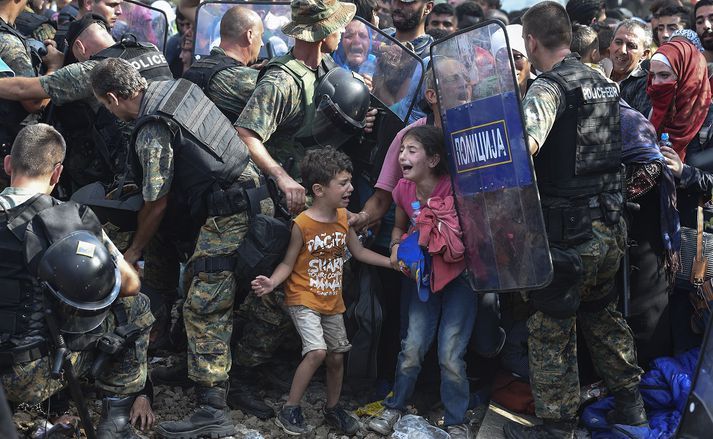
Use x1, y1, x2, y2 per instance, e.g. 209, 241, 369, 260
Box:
490, 371, 536, 415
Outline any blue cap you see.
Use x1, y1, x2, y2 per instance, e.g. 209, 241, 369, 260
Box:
661, 133, 669, 142
411, 200, 421, 210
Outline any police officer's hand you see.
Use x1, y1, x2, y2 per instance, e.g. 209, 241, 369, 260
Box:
661, 146, 683, 178
252, 275, 275, 296
364, 107, 378, 134
123, 247, 142, 268
42, 39, 64, 72
129, 395, 155, 431
277, 174, 305, 213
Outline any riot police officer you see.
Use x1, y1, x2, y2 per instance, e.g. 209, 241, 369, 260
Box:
0, 123, 153, 439
90, 57, 276, 439
182, 6, 264, 122
502, 3, 646, 439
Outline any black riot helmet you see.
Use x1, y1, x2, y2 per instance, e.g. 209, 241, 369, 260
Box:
311, 67, 371, 149
37, 230, 121, 334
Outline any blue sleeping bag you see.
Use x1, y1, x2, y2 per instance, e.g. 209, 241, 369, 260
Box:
581, 348, 699, 439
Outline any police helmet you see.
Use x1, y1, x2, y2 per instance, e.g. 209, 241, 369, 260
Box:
311, 67, 371, 148
37, 230, 121, 334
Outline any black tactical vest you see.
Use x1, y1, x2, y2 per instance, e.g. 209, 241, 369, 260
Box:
0, 19, 31, 147
131, 79, 251, 220
182, 51, 244, 122
15, 11, 52, 38
54, 40, 173, 190
0, 195, 59, 349
534, 55, 622, 201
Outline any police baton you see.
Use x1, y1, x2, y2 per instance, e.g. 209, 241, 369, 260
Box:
44, 308, 97, 439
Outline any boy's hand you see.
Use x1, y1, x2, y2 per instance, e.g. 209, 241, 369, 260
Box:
252, 275, 275, 296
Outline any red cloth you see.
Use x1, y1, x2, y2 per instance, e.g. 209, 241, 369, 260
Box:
646, 40, 712, 161
415, 195, 466, 292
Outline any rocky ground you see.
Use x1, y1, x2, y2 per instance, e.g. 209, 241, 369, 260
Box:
12, 352, 486, 439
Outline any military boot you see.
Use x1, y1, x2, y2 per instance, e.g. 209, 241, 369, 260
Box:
606, 387, 648, 426
155, 382, 236, 439
96, 396, 140, 439
151, 359, 191, 387
227, 366, 274, 419
503, 419, 576, 439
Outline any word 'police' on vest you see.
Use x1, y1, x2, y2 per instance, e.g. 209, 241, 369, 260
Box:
451, 120, 512, 173
130, 53, 168, 71
581, 85, 618, 101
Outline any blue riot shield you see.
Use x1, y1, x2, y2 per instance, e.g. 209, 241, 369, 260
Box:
193, 1, 292, 60
112, 0, 168, 52
430, 20, 552, 292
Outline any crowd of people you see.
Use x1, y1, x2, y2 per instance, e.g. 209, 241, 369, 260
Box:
1, 0, 713, 438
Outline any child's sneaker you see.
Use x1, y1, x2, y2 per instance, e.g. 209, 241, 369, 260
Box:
323, 405, 360, 435
276, 405, 310, 435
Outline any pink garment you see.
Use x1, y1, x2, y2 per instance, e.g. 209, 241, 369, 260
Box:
375, 117, 428, 192
392, 176, 466, 292
416, 196, 466, 292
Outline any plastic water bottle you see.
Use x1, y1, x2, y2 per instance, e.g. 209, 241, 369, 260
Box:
660, 132, 672, 148
411, 201, 422, 227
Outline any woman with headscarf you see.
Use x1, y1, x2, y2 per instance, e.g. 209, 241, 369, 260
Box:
621, 100, 680, 367
648, 39, 713, 354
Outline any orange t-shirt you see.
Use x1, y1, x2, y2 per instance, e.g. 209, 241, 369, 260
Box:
285, 209, 348, 315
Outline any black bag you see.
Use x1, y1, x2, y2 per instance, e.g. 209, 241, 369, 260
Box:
234, 214, 290, 283
345, 262, 383, 379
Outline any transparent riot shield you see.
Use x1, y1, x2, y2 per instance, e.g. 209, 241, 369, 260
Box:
334, 17, 424, 123
678, 317, 713, 438
112, 0, 168, 52
332, 17, 424, 183
193, 1, 292, 60
430, 20, 552, 292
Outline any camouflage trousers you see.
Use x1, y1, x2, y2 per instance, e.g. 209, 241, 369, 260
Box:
184, 161, 273, 386
0, 294, 154, 406
233, 289, 294, 368
527, 220, 643, 420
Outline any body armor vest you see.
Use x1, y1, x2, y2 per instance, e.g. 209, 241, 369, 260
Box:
259, 52, 337, 143
15, 11, 51, 38
0, 195, 59, 349
54, 40, 172, 190
182, 51, 244, 122
534, 55, 622, 201
131, 79, 251, 220
0, 19, 31, 146
0, 194, 107, 353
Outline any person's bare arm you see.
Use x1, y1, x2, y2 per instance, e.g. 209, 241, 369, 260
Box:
251, 224, 303, 296
347, 228, 391, 268
118, 257, 141, 297
124, 196, 168, 265
389, 206, 409, 270
0, 77, 49, 100
349, 188, 393, 229
237, 126, 305, 213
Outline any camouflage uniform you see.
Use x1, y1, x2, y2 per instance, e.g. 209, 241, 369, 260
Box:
39, 60, 99, 104
523, 75, 643, 422
0, 24, 34, 79
134, 119, 273, 385
234, 62, 307, 180
0, 294, 154, 405
202, 47, 259, 119
527, 219, 642, 420
230, 58, 311, 371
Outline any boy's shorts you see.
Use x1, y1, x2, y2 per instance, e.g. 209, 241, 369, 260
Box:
288, 305, 352, 356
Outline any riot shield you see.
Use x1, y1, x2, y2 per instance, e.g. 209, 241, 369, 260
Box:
193, 1, 292, 60
334, 17, 424, 123
430, 20, 552, 292
333, 17, 424, 183
112, 0, 168, 52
